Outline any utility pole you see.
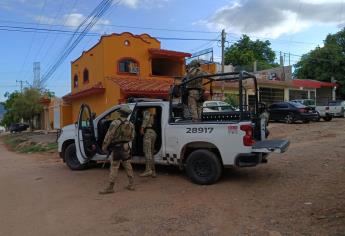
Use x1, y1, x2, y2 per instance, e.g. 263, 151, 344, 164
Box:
221, 29, 226, 73
16, 80, 27, 93
221, 29, 226, 98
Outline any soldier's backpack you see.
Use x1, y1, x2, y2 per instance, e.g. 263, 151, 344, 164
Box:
115, 119, 135, 143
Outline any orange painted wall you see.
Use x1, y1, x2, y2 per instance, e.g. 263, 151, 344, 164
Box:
61, 104, 72, 127
66, 32, 187, 125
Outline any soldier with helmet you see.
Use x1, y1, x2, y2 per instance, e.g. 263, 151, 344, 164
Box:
139, 108, 157, 178
99, 105, 135, 194
184, 60, 207, 121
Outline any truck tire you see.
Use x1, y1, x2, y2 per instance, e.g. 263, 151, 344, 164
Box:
65, 143, 88, 170
323, 115, 332, 122
186, 149, 222, 185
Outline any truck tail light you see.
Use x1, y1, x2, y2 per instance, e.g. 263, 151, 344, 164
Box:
240, 124, 255, 146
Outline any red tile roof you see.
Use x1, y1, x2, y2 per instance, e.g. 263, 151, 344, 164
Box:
148, 48, 191, 58
292, 79, 337, 89
109, 78, 173, 98
63, 83, 105, 101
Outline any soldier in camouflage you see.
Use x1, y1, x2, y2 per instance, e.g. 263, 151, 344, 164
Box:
185, 60, 207, 121
99, 105, 135, 194
139, 108, 157, 178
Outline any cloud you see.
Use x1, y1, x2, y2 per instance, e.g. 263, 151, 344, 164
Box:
206, 0, 345, 38
36, 13, 110, 32
120, 0, 169, 9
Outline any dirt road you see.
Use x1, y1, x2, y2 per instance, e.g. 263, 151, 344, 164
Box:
0, 120, 345, 236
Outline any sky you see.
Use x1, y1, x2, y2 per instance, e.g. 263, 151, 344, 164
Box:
0, 0, 344, 101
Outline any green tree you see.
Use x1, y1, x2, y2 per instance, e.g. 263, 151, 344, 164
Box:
1, 91, 21, 127
294, 28, 345, 97
1, 88, 43, 128
224, 35, 279, 71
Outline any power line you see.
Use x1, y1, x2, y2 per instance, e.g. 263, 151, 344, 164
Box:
0, 26, 221, 42
0, 25, 100, 36
17, 0, 48, 88
41, 0, 121, 85
0, 19, 220, 34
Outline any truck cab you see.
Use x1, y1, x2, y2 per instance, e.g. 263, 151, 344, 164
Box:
58, 71, 290, 184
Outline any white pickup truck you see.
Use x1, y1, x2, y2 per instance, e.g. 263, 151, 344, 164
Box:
317, 100, 345, 118
57, 72, 290, 184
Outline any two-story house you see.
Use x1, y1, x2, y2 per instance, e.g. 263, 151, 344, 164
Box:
55, 32, 191, 124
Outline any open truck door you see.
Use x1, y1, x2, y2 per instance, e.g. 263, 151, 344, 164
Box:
76, 104, 97, 163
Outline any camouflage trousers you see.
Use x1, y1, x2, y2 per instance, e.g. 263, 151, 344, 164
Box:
143, 129, 157, 162
108, 146, 134, 183
188, 89, 202, 120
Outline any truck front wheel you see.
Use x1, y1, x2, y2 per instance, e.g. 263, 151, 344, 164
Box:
65, 143, 88, 170
186, 149, 222, 185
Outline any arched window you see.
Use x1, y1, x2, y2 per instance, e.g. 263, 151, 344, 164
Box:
83, 69, 89, 84
73, 74, 78, 88
118, 58, 139, 75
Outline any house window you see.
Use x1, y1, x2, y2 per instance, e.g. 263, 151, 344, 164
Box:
73, 74, 78, 88
118, 58, 139, 75
83, 69, 89, 84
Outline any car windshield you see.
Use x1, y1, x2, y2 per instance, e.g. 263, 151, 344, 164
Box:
219, 102, 234, 111
289, 102, 306, 108
304, 100, 315, 106
328, 101, 342, 106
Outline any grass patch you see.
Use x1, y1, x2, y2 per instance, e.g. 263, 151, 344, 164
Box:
1, 134, 58, 153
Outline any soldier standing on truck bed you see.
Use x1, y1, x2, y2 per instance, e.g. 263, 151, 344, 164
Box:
99, 105, 135, 194
140, 108, 157, 178
184, 60, 207, 121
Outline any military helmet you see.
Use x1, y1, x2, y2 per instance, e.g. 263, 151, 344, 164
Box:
118, 105, 132, 116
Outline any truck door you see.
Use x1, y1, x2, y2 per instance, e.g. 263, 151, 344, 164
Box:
76, 104, 97, 163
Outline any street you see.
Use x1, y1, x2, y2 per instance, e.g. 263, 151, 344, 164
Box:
0, 120, 344, 236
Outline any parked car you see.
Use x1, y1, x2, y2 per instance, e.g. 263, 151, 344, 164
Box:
203, 101, 236, 112
290, 99, 315, 108
321, 100, 345, 117
290, 99, 332, 122
9, 123, 29, 133
268, 102, 319, 124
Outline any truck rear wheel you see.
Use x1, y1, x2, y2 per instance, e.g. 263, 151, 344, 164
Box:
65, 143, 88, 170
186, 149, 222, 185
323, 115, 332, 122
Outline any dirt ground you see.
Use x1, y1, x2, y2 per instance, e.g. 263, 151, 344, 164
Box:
0, 119, 344, 236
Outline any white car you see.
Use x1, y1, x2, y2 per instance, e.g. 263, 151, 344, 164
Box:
203, 101, 236, 112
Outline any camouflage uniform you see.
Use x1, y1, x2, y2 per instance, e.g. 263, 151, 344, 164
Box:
185, 64, 206, 121
99, 107, 135, 194
140, 109, 157, 177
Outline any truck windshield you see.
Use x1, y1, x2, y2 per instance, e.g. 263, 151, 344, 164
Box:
328, 101, 341, 106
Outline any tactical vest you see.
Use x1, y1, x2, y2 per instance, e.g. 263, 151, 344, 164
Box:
114, 119, 135, 143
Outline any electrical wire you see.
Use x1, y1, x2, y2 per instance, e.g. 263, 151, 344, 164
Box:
0, 19, 220, 34
41, 0, 120, 85
17, 0, 48, 85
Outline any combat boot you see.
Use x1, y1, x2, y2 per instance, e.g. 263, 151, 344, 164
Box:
151, 160, 157, 178
126, 177, 135, 191
140, 161, 152, 177
140, 169, 153, 177
99, 182, 115, 194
